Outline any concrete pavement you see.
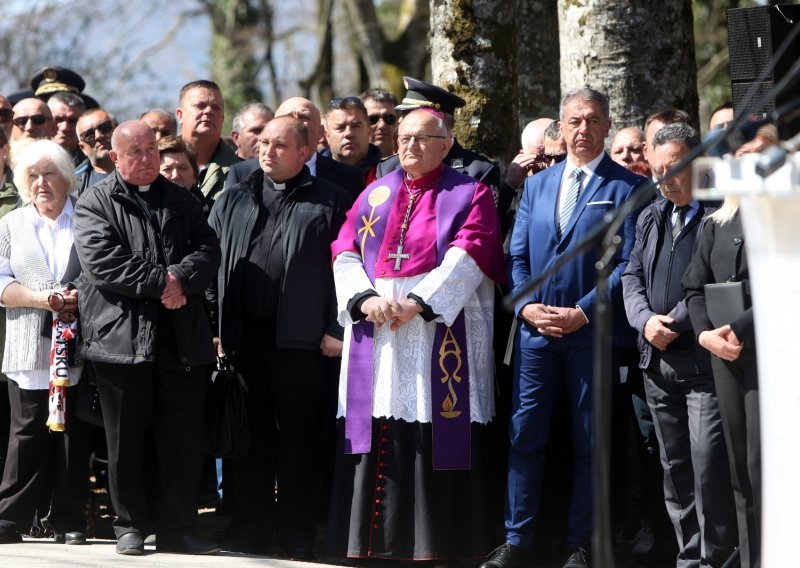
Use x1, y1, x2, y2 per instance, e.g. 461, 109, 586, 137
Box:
0, 538, 346, 568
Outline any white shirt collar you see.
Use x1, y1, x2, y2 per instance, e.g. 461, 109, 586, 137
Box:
563, 151, 605, 181
28, 196, 74, 226
305, 151, 318, 176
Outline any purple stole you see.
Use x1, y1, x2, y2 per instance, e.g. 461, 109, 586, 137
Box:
345, 167, 476, 470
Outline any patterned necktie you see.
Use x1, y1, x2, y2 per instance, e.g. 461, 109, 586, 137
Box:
672, 204, 690, 239
559, 168, 583, 236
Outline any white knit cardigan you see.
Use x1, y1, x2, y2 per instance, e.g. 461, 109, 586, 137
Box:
0, 200, 81, 374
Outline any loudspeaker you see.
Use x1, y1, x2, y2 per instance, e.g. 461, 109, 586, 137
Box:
727, 4, 800, 138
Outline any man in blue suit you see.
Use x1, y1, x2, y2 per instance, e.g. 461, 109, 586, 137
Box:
481, 88, 645, 568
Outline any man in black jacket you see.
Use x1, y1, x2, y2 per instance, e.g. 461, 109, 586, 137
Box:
74, 121, 221, 556
208, 115, 352, 559
224, 97, 365, 200
622, 123, 736, 567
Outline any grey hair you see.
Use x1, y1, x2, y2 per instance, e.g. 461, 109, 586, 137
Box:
652, 123, 700, 150
232, 102, 274, 133
137, 108, 177, 131
559, 88, 609, 121
48, 91, 85, 112
544, 120, 561, 140
359, 88, 398, 106
13, 139, 77, 202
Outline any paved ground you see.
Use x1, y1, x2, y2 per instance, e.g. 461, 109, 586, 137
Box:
0, 538, 345, 568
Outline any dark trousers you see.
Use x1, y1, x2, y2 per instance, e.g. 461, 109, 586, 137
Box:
0, 380, 9, 475
228, 326, 327, 550
506, 341, 593, 551
712, 350, 760, 568
92, 355, 207, 539
644, 352, 737, 567
0, 381, 90, 534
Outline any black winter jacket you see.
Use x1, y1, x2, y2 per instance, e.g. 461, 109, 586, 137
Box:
622, 198, 714, 370
682, 211, 755, 348
207, 166, 352, 359
74, 171, 221, 366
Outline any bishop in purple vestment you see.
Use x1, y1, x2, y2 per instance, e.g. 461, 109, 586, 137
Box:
326, 109, 505, 561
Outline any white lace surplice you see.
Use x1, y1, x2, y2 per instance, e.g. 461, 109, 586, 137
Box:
334, 246, 495, 424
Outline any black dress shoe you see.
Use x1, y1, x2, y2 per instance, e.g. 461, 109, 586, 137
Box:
0, 529, 22, 544
479, 542, 529, 568
54, 531, 87, 545
116, 532, 144, 555
156, 534, 220, 555
563, 546, 591, 568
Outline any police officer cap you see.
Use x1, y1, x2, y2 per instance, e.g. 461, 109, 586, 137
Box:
395, 76, 466, 115
29, 66, 99, 109
31, 66, 85, 98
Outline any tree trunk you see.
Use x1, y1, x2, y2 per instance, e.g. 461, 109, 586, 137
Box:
299, 0, 334, 104
342, 0, 430, 96
207, 0, 266, 131
429, 0, 518, 168
384, 0, 431, 92
558, 0, 699, 136
516, 0, 561, 124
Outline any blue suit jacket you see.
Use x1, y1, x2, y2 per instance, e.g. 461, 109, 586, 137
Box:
510, 153, 646, 348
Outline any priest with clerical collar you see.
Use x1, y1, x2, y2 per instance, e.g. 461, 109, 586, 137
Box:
207, 115, 353, 558
327, 108, 506, 562
74, 121, 221, 555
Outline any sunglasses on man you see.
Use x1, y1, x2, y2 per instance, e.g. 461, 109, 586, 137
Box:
368, 113, 397, 126
12, 114, 48, 128
542, 153, 567, 163
328, 96, 366, 111
79, 120, 115, 144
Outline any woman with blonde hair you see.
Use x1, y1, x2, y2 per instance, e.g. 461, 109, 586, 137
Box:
682, 194, 760, 568
0, 139, 90, 545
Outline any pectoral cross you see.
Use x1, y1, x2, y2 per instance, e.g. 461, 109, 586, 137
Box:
388, 244, 410, 270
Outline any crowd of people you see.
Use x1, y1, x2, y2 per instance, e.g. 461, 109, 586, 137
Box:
0, 65, 765, 568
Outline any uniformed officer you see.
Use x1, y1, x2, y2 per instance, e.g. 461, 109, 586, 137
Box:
30, 66, 99, 109
375, 76, 500, 188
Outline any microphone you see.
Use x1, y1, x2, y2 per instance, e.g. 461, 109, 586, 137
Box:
755, 130, 800, 177
705, 95, 800, 158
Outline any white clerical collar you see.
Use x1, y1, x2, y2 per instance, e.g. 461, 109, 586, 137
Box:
268, 177, 286, 190
138, 184, 151, 192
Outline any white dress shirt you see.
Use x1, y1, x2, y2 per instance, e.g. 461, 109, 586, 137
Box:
557, 151, 606, 221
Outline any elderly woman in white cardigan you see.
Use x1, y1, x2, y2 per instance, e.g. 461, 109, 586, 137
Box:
0, 139, 90, 545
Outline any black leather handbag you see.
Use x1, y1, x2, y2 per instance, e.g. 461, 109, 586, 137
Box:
75, 365, 104, 428
206, 357, 250, 458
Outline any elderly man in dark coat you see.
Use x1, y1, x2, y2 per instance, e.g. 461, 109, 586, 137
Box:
74, 121, 221, 556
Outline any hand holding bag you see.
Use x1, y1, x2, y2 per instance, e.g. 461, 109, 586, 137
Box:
207, 356, 250, 458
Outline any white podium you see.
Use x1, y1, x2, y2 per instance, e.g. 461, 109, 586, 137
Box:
695, 154, 800, 567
